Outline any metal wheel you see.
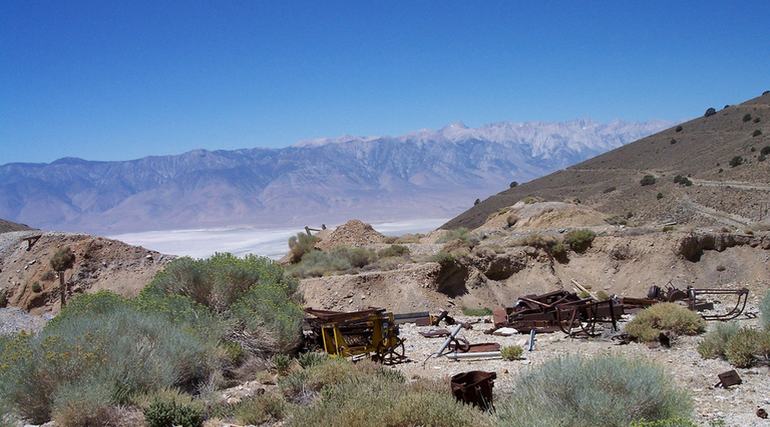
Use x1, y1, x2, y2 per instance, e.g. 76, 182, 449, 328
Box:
448, 337, 471, 353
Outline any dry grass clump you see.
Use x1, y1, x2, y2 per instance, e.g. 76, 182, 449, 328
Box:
234, 392, 288, 425
495, 355, 692, 427
284, 358, 489, 427
723, 327, 770, 368
697, 321, 740, 359
564, 229, 596, 253
288, 233, 318, 263
625, 303, 705, 342
501, 345, 524, 361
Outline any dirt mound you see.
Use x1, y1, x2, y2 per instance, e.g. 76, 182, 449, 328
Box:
478, 201, 607, 231
0, 231, 171, 315
316, 219, 386, 251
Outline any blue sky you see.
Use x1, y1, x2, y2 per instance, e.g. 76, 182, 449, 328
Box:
2, 1, 769, 164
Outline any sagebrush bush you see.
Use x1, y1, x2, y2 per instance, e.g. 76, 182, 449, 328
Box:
495, 355, 692, 427
729, 156, 744, 167
288, 232, 318, 263
437, 228, 471, 244
297, 351, 328, 369
0, 301, 220, 423
142, 388, 204, 427
640, 175, 656, 186
506, 214, 519, 227
697, 321, 740, 359
286, 359, 487, 427
288, 246, 377, 278
753, 129, 763, 137
51, 380, 116, 427
625, 303, 705, 342
564, 229, 596, 253
230, 283, 303, 353
271, 354, 292, 375
146, 253, 296, 313
724, 327, 770, 368
377, 244, 410, 258
235, 393, 288, 424
743, 113, 752, 122
501, 345, 523, 361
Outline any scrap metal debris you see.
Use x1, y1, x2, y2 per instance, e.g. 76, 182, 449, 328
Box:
450, 371, 497, 411
715, 370, 742, 389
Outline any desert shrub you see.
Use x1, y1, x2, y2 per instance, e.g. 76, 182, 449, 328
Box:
0, 293, 6, 307
595, 290, 610, 301
288, 233, 318, 263
510, 181, 519, 188
673, 175, 692, 186
474, 198, 481, 205
551, 241, 568, 259
506, 214, 519, 227
495, 355, 692, 427
271, 354, 292, 376
669, 138, 677, 145
51, 380, 117, 427
697, 321, 740, 359
438, 227, 470, 244
675, 125, 683, 132
753, 129, 763, 137
605, 215, 627, 226
640, 175, 656, 186
729, 156, 744, 167
430, 251, 456, 266
289, 246, 376, 278
522, 196, 539, 204
501, 345, 523, 361
142, 388, 204, 427
461, 307, 493, 316
625, 303, 705, 342
743, 113, 752, 122
234, 392, 288, 425
603, 186, 616, 193
564, 229, 596, 253
377, 244, 410, 258
394, 233, 422, 244
761, 291, 770, 330
230, 283, 304, 353
631, 418, 697, 427
146, 253, 295, 313
297, 351, 328, 369
760, 154, 768, 162
724, 327, 770, 368
657, 192, 664, 200
287, 359, 485, 427
31, 282, 41, 293
0, 302, 219, 423
514, 233, 556, 250
662, 225, 674, 232
755, 117, 762, 123
704, 107, 716, 117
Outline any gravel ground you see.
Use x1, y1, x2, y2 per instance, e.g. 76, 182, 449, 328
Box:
394, 309, 770, 427
0, 307, 49, 336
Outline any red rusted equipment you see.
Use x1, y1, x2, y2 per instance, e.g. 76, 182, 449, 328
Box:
687, 287, 749, 321
715, 370, 742, 388
495, 290, 624, 336
450, 371, 497, 411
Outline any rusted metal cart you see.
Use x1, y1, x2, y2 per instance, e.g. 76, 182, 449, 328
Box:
304, 307, 407, 365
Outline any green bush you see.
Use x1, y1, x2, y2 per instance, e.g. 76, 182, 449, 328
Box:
640, 175, 656, 186
430, 251, 456, 265
761, 146, 770, 156
510, 181, 519, 188
625, 303, 705, 342
437, 228, 470, 244
501, 345, 523, 361
729, 156, 744, 167
697, 321, 740, 359
230, 283, 303, 353
657, 192, 664, 200
51, 379, 116, 427
724, 327, 770, 368
146, 253, 296, 313
669, 138, 677, 145
742, 113, 752, 122
495, 355, 692, 427
631, 418, 697, 427
675, 125, 683, 132
288, 233, 318, 263
31, 282, 42, 293
297, 351, 328, 369
564, 229, 596, 253
0, 301, 219, 423
142, 389, 204, 427
753, 129, 763, 137
377, 244, 410, 258
288, 246, 377, 278
235, 392, 288, 425
704, 108, 716, 117
461, 307, 493, 316
0, 292, 6, 307
286, 359, 486, 427
271, 354, 292, 375
673, 175, 692, 186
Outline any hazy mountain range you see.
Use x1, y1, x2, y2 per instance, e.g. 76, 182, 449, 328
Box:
0, 119, 670, 233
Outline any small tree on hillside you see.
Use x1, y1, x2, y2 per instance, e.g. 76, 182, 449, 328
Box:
50, 247, 75, 307
509, 181, 519, 188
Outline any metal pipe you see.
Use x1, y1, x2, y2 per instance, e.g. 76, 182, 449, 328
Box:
435, 324, 464, 357
446, 351, 502, 359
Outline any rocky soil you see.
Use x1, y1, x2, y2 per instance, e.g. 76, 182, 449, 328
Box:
0, 230, 172, 315
395, 304, 769, 427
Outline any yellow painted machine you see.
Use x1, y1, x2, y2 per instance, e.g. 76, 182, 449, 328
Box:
304, 308, 406, 365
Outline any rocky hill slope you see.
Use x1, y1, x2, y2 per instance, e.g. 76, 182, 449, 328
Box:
0, 120, 667, 234
443, 92, 770, 230
0, 219, 31, 233
0, 228, 170, 315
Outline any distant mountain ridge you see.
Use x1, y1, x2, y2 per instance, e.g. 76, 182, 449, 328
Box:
0, 119, 669, 233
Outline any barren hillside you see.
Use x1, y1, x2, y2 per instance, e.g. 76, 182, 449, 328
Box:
0, 219, 32, 233
443, 92, 770, 230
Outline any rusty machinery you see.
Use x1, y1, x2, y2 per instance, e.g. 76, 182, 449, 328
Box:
304, 307, 407, 365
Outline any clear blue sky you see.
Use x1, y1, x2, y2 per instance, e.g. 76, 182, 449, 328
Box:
2, 1, 769, 164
